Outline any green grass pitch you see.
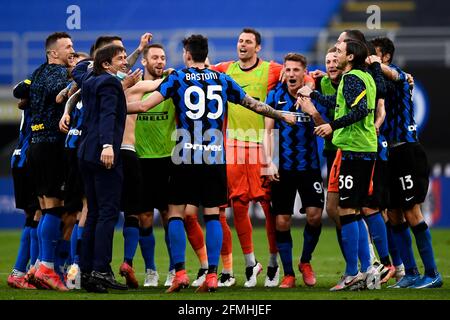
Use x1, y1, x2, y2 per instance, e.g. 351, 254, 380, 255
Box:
0, 226, 449, 300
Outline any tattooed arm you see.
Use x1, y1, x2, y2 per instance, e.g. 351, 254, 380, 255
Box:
240, 94, 295, 124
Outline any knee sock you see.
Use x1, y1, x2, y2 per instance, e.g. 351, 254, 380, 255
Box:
30, 221, 39, 266
391, 222, 419, 275
122, 216, 139, 266
40, 208, 64, 266
276, 230, 294, 276
13, 217, 32, 272
411, 221, 438, 277
386, 221, 403, 266
300, 223, 322, 263
70, 222, 79, 264
365, 212, 390, 265
168, 217, 186, 271
233, 199, 253, 254
164, 226, 174, 271
204, 215, 222, 271
220, 213, 233, 273
260, 200, 277, 255
185, 213, 208, 268
139, 226, 156, 271
356, 216, 371, 272
340, 214, 359, 276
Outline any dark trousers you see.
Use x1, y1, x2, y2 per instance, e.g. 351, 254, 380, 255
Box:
79, 159, 123, 273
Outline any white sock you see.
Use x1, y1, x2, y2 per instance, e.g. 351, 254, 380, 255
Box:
244, 253, 256, 267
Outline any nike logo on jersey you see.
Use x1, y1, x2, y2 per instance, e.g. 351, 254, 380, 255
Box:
405, 196, 414, 201
340, 196, 350, 201
277, 100, 287, 105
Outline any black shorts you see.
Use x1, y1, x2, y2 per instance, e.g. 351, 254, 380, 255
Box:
365, 160, 389, 210
64, 148, 84, 213
339, 159, 375, 209
12, 166, 39, 211
120, 149, 144, 215
388, 142, 429, 209
28, 142, 65, 199
139, 157, 172, 213
169, 164, 227, 208
272, 169, 324, 215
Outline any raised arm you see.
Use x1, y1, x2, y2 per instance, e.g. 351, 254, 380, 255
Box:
127, 33, 152, 67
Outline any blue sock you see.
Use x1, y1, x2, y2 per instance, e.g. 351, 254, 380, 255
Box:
123, 217, 140, 266
365, 213, 390, 263
300, 223, 322, 263
55, 240, 70, 276
41, 211, 62, 263
357, 216, 371, 272
411, 221, 438, 277
139, 227, 156, 270
340, 215, 359, 276
13, 226, 31, 272
70, 223, 79, 264
336, 227, 346, 261
276, 230, 294, 276
392, 222, 418, 275
205, 217, 222, 268
386, 222, 402, 266
30, 223, 39, 266
74, 225, 84, 264
168, 218, 186, 266
37, 216, 45, 261
164, 226, 174, 271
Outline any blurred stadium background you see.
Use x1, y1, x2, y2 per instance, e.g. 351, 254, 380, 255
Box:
1, 0, 450, 228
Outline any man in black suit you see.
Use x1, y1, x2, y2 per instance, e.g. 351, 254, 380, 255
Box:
76, 44, 129, 292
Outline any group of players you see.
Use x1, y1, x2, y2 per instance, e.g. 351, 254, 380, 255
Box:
6, 27, 442, 294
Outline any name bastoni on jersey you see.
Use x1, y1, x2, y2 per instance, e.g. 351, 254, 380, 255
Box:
185, 72, 219, 81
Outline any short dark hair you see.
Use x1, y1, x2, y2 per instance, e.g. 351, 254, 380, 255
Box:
93, 44, 125, 75
344, 29, 367, 43
327, 46, 337, 54
45, 32, 71, 51
143, 43, 165, 58
73, 51, 90, 60
343, 39, 368, 70
370, 37, 395, 63
283, 53, 307, 68
182, 34, 208, 63
241, 28, 261, 45
93, 36, 123, 52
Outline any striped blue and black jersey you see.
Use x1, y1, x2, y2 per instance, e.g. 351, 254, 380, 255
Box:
29, 63, 71, 144
382, 64, 418, 146
157, 67, 246, 165
10, 107, 32, 168
266, 83, 320, 171
378, 133, 388, 161
65, 100, 84, 149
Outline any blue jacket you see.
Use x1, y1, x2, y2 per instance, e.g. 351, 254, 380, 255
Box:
77, 71, 126, 166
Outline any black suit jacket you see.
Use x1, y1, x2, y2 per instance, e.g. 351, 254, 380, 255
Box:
77, 72, 126, 166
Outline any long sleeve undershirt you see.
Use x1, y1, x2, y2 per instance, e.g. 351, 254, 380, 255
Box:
310, 74, 369, 130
